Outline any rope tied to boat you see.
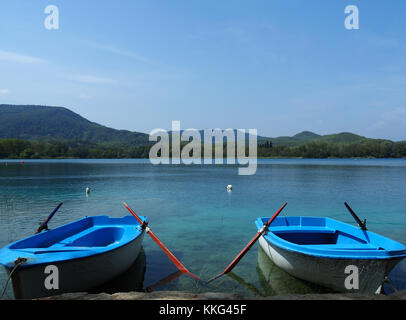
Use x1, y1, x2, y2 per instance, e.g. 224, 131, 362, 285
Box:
258, 225, 269, 235
0, 257, 27, 299
141, 220, 149, 231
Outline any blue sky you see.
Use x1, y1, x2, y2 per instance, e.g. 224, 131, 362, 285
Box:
1, 0, 406, 140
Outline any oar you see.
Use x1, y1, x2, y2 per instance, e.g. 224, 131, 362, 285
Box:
35, 202, 63, 234
206, 202, 287, 284
123, 202, 200, 281
344, 202, 367, 230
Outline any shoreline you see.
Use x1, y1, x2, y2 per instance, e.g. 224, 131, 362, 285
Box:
40, 290, 406, 300
2, 157, 406, 161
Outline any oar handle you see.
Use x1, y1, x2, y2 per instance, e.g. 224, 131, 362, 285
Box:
44, 202, 63, 224
35, 202, 63, 234
264, 202, 287, 228
344, 202, 367, 230
123, 202, 145, 226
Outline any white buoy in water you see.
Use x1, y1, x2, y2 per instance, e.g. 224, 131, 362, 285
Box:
227, 185, 232, 191
86, 187, 90, 194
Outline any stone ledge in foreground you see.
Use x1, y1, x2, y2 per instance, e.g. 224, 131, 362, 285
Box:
40, 290, 406, 300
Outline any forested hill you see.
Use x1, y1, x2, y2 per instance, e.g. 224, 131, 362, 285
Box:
260, 131, 384, 146
0, 104, 405, 159
0, 104, 149, 145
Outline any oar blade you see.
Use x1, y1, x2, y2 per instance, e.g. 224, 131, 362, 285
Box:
206, 232, 263, 284
206, 202, 287, 284
206, 272, 224, 284
223, 202, 287, 274
222, 231, 262, 275
344, 202, 367, 230
123, 202, 200, 281
146, 228, 189, 274
147, 228, 201, 281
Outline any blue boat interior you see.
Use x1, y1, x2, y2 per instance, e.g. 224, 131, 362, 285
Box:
0, 215, 146, 267
256, 216, 406, 258
11, 225, 125, 250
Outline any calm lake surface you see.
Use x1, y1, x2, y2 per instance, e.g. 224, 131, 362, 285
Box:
1, 159, 405, 299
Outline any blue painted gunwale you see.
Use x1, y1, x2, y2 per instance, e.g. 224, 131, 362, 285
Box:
0, 215, 146, 269
255, 216, 406, 260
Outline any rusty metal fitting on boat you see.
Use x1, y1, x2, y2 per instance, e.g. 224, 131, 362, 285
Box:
14, 257, 27, 266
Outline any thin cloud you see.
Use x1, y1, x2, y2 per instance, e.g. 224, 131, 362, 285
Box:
71, 75, 116, 84
88, 42, 159, 66
0, 50, 46, 64
0, 89, 9, 94
79, 93, 91, 99
366, 107, 406, 141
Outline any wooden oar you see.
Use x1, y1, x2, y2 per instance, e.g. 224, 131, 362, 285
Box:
123, 202, 200, 281
344, 202, 367, 230
206, 202, 287, 284
35, 202, 63, 234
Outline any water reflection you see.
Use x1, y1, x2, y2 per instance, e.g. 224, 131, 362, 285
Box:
382, 262, 406, 294
89, 248, 195, 295
256, 246, 332, 295
229, 247, 406, 296
224, 247, 332, 297
146, 270, 183, 292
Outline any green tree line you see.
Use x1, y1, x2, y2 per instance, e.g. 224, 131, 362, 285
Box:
257, 140, 406, 158
0, 139, 150, 159
1, 138, 406, 159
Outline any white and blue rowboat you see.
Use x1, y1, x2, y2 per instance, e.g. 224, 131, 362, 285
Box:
255, 216, 406, 294
0, 215, 146, 299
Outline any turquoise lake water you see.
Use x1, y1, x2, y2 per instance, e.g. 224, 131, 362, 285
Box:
0, 159, 405, 299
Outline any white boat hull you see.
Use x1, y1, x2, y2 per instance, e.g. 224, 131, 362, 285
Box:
259, 236, 401, 294
8, 231, 144, 299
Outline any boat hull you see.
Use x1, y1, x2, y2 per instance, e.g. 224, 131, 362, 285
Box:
259, 236, 401, 294
7, 231, 144, 299
257, 246, 331, 295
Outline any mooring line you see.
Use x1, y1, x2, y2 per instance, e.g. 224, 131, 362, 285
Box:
0, 258, 27, 299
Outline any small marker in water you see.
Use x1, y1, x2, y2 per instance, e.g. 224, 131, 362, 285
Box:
227, 185, 232, 191
86, 187, 90, 194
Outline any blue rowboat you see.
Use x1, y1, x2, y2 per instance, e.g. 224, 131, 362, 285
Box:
0, 215, 146, 299
255, 216, 406, 294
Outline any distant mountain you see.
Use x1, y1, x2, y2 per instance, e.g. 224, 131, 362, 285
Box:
0, 104, 149, 145
315, 132, 367, 144
168, 129, 266, 143
0, 104, 393, 148
259, 131, 320, 146
1, 104, 405, 160
293, 131, 321, 141
261, 131, 387, 146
